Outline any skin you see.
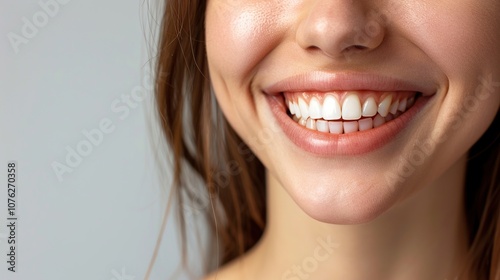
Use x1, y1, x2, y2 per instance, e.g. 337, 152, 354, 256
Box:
204, 0, 500, 279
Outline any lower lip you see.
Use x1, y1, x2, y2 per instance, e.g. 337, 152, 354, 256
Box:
267, 94, 431, 156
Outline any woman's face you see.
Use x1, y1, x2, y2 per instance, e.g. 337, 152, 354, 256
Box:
205, 0, 500, 223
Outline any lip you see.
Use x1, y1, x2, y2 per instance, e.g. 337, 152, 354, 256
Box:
263, 72, 435, 156
267, 94, 432, 156
263, 72, 435, 96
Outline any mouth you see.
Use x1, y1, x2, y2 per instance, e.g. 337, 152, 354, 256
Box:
266, 90, 432, 156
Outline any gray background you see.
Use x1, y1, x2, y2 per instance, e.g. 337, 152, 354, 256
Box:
0, 0, 206, 279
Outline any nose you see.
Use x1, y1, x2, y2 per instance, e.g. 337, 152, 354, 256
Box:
296, 1, 386, 59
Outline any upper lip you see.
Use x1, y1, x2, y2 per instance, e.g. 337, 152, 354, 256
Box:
262, 71, 435, 96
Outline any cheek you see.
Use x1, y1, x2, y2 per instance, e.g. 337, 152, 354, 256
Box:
205, 1, 295, 81
396, 0, 500, 76
437, 80, 500, 156
204, 1, 298, 157
396, 0, 500, 151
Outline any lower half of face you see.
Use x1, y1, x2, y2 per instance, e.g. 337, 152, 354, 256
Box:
205, 0, 500, 224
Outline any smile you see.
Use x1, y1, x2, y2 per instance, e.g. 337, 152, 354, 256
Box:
264, 72, 435, 156
285, 91, 419, 134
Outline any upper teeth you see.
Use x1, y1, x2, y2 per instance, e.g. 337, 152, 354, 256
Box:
286, 91, 416, 121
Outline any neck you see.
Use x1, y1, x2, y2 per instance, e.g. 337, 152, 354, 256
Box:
245, 155, 469, 280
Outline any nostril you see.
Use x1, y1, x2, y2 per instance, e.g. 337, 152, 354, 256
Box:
354, 45, 368, 50
345, 45, 368, 52
306, 45, 322, 52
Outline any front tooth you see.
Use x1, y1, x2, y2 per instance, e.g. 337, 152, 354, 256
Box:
378, 95, 392, 117
398, 98, 407, 112
306, 118, 316, 130
309, 97, 322, 119
343, 121, 359, 133
328, 121, 343, 134
316, 120, 329, 132
362, 97, 378, 117
298, 98, 309, 119
322, 95, 341, 120
389, 99, 399, 115
342, 93, 362, 120
294, 102, 301, 118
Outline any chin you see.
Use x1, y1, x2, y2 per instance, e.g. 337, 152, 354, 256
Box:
282, 175, 404, 224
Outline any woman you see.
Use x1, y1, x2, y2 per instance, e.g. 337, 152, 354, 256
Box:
151, 0, 500, 279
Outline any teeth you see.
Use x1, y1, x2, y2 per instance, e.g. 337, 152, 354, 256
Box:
285, 92, 418, 134
407, 96, 415, 108
298, 113, 403, 134
299, 117, 307, 126
306, 118, 316, 129
342, 93, 362, 120
378, 95, 392, 117
362, 97, 378, 117
316, 120, 329, 132
288, 100, 295, 114
328, 121, 343, 134
299, 98, 309, 119
389, 99, 399, 115
294, 102, 301, 118
309, 97, 322, 119
398, 98, 407, 112
358, 118, 373, 131
373, 114, 386, 128
343, 121, 359, 133
322, 95, 342, 120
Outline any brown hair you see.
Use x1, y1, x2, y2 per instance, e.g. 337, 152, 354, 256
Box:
148, 0, 500, 279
